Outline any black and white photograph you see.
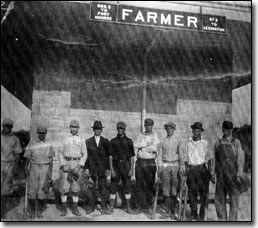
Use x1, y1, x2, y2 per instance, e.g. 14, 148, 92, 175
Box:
1, 1, 252, 222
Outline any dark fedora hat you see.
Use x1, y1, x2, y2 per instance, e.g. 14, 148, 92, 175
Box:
91, 121, 104, 129
222, 121, 233, 130
191, 122, 204, 131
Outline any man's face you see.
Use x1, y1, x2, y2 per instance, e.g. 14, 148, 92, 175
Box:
165, 127, 175, 136
117, 128, 125, 136
70, 126, 79, 135
222, 128, 232, 137
2, 125, 12, 134
192, 128, 202, 138
38, 132, 46, 141
144, 125, 153, 133
94, 128, 102, 136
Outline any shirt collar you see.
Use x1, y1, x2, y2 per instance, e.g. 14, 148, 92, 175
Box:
222, 135, 233, 142
70, 133, 79, 137
37, 139, 46, 142
190, 136, 204, 143
117, 133, 126, 138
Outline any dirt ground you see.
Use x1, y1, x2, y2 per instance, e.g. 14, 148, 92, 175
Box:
1, 171, 251, 222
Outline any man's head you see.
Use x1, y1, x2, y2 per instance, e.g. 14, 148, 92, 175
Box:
164, 121, 176, 137
116, 121, 126, 136
2, 118, 14, 134
191, 122, 204, 139
37, 126, 47, 141
144, 118, 154, 133
70, 120, 80, 135
222, 121, 233, 137
92, 121, 103, 136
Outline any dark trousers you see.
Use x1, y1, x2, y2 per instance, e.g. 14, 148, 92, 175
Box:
215, 172, 240, 221
110, 161, 131, 194
186, 164, 210, 219
244, 155, 251, 173
135, 158, 156, 209
88, 175, 108, 210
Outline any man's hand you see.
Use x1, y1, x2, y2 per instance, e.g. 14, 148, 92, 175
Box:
73, 165, 82, 175
128, 169, 133, 177
62, 165, 69, 173
47, 171, 52, 179
210, 175, 216, 184
235, 176, 242, 185
158, 166, 163, 177
105, 169, 111, 177
111, 169, 116, 178
85, 169, 90, 177
179, 166, 185, 176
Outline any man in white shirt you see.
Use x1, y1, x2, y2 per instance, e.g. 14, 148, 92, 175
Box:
183, 122, 212, 221
133, 118, 160, 215
59, 120, 87, 217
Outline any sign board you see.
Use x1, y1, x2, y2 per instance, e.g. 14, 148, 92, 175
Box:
90, 2, 226, 33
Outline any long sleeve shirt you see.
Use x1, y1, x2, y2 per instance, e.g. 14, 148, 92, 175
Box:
213, 135, 244, 177
184, 137, 210, 166
134, 132, 160, 159
59, 133, 87, 167
157, 136, 184, 167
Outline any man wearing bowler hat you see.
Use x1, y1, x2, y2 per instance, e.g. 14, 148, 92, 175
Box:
184, 122, 212, 221
84, 121, 110, 215
157, 121, 185, 220
133, 118, 160, 215
59, 120, 87, 216
1, 118, 22, 219
213, 121, 245, 221
108, 121, 135, 214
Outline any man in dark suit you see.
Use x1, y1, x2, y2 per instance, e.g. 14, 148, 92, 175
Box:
84, 121, 110, 215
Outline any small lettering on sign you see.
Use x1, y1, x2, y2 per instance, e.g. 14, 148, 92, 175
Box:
90, 2, 226, 33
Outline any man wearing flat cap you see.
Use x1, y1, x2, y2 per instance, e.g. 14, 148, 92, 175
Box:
84, 121, 110, 215
213, 121, 245, 221
183, 122, 212, 221
157, 121, 184, 220
59, 119, 87, 216
24, 126, 54, 218
108, 121, 135, 214
134, 118, 160, 215
1, 118, 22, 219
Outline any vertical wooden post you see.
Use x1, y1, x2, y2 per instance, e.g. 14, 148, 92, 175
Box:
141, 55, 147, 133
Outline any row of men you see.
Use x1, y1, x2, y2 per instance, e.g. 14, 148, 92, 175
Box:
1, 118, 245, 221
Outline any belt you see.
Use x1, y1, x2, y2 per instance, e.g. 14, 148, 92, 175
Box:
65, 156, 80, 161
186, 163, 205, 169
162, 160, 179, 167
137, 158, 155, 162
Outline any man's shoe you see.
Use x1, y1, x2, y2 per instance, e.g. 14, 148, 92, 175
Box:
133, 208, 143, 215
125, 207, 132, 214
60, 203, 68, 217
160, 212, 170, 219
72, 203, 82, 216
85, 207, 95, 215
170, 213, 178, 220
188, 215, 198, 221
147, 208, 153, 215
104, 207, 113, 215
